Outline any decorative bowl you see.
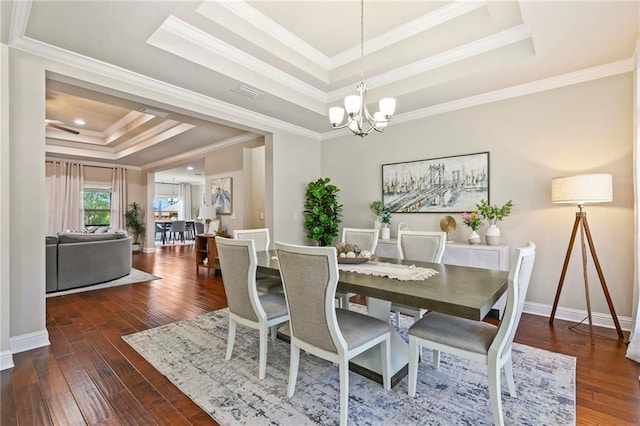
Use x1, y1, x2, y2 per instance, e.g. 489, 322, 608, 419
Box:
337, 257, 370, 264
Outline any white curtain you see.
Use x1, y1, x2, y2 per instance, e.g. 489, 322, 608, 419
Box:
179, 183, 192, 220
110, 167, 127, 230
626, 41, 640, 363
45, 161, 85, 234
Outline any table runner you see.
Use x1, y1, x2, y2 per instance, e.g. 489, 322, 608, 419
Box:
338, 260, 438, 281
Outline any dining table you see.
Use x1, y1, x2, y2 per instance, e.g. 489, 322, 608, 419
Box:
256, 250, 509, 387
155, 220, 196, 244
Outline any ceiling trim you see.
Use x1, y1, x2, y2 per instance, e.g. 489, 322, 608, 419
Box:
141, 132, 261, 171
9, 1, 321, 141
330, 0, 488, 69
328, 24, 532, 101
322, 58, 634, 140
199, 0, 331, 70
149, 16, 327, 102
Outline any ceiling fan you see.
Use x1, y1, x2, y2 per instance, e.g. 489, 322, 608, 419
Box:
45, 119, 79, 135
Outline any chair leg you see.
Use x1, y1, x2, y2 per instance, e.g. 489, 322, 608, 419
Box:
408, 337, 419, 397
258, 326, 268, 380
394, 311, 400, 328
504, 355, 516, 397
287, 344, 300, 398
488, 362, 505, 426
226, 319, 236, 360
340, 294, 350, 309
432, 349, 440, 368
339, 358, 349, 426
381, 337, 391, 390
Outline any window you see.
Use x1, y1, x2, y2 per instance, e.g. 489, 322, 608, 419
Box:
84, 190, 111, 226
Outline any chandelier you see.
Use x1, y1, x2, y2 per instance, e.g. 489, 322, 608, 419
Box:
329, 0, 396, 137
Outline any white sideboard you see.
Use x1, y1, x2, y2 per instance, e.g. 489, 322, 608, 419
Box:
375, 239, 510, 317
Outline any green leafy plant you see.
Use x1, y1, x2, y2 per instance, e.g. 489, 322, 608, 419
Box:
476, 199, 514, 225
369, 200, 384, 217
304, 177, 343, 246
125, 201, 146, 245
380, 207, 392, 224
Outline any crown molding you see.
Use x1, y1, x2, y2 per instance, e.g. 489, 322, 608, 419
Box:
328, 24, 532, 101
9, 11, 320, 141
150, 16, 327, 103
331, 0, 487, 69
200, 0, 331, 70
321, 58, 633, 140
141, 133, 261, 171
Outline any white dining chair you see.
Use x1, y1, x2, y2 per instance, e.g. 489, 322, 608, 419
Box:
407, 242, 536, 426
336, 227, 379, 309
216, 237, 290, 380
392, 230, 447, 326
233, 228, 282, 293
275, 242, 392, 426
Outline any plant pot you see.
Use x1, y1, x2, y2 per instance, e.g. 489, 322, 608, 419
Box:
381, 225, 391, 240
467, 230, 481, 245
485, 225, 500, 246
374, 218, 382, 230
132, 243, 142, 253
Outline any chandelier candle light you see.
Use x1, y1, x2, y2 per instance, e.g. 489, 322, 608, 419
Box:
329, 0, 396, 137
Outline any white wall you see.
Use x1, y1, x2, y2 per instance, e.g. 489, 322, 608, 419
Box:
8, 49, 49, 350
269, 131, 322, 246
246, 146, 266, 229
0, 44, 12, 369
322, 74, 634, 322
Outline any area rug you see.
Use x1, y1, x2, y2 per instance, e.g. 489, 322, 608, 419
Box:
123, 307, 576, 425
47, 268, 160, 297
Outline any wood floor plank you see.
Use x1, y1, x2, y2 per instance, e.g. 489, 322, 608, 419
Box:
3, 243, 638, 425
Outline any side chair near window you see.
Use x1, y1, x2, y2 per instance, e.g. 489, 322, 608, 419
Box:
216, 237, 290, 380
407, 242, 536, 426
391, 230, 447, 326
275, 242, 392, 426
169, 220, 186, 243
336, 227, 379, 309
233, 228, 283, 294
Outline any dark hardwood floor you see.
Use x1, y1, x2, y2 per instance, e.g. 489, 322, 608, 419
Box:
2, 243, 639, 425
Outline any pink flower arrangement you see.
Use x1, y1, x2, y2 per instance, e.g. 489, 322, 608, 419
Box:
461, 211, 482, 231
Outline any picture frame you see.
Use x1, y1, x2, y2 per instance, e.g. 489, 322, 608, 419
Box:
211, 177, 233, 215
382, 152, 489, 213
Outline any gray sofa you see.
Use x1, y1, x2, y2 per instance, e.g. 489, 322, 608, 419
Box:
46, 232, 132, 293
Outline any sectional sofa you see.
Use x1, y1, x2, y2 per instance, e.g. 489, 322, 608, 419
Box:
46, 231, 132, 293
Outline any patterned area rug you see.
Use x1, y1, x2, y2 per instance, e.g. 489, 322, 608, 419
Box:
47, 268, 160, 297
123, 307, 576, 425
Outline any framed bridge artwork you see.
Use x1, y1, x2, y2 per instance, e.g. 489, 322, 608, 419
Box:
382, 152, 489, 213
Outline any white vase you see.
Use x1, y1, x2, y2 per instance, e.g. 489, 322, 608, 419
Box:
374, 218, 382, 230
381, 225, 391, 240
485, 224, 500, 246
468, 230, 481, 245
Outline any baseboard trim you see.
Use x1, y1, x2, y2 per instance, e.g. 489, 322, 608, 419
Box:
9, 329, 50, 354
523, 302, 633, 332
0, 350, 14, 371
142, 247, 156, 253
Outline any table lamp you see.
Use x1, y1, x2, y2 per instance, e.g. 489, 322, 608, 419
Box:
198, 205, 217, 235
549, 173, 623, 344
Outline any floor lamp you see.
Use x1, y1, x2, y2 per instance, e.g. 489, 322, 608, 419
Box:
549, 173, 623, 344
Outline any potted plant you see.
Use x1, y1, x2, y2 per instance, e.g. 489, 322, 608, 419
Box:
380, 207, 392, 239
460, 210, 482, 244
125, 201, 146, 252
369, 200, 384, 229
304, 177, 343, 246
475, 199, 513, 245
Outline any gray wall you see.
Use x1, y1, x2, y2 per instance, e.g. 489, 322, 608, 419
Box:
322, 73, 634, 321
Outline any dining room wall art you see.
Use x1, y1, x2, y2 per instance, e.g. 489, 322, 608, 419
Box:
211, 177, 233, 215
382, 152, 489, 213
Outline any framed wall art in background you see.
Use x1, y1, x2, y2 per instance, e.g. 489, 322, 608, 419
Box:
211, 177, 233, 215
382, 152, 489, 213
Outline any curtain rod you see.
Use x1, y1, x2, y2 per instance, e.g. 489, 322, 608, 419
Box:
45, 160, 134, 171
